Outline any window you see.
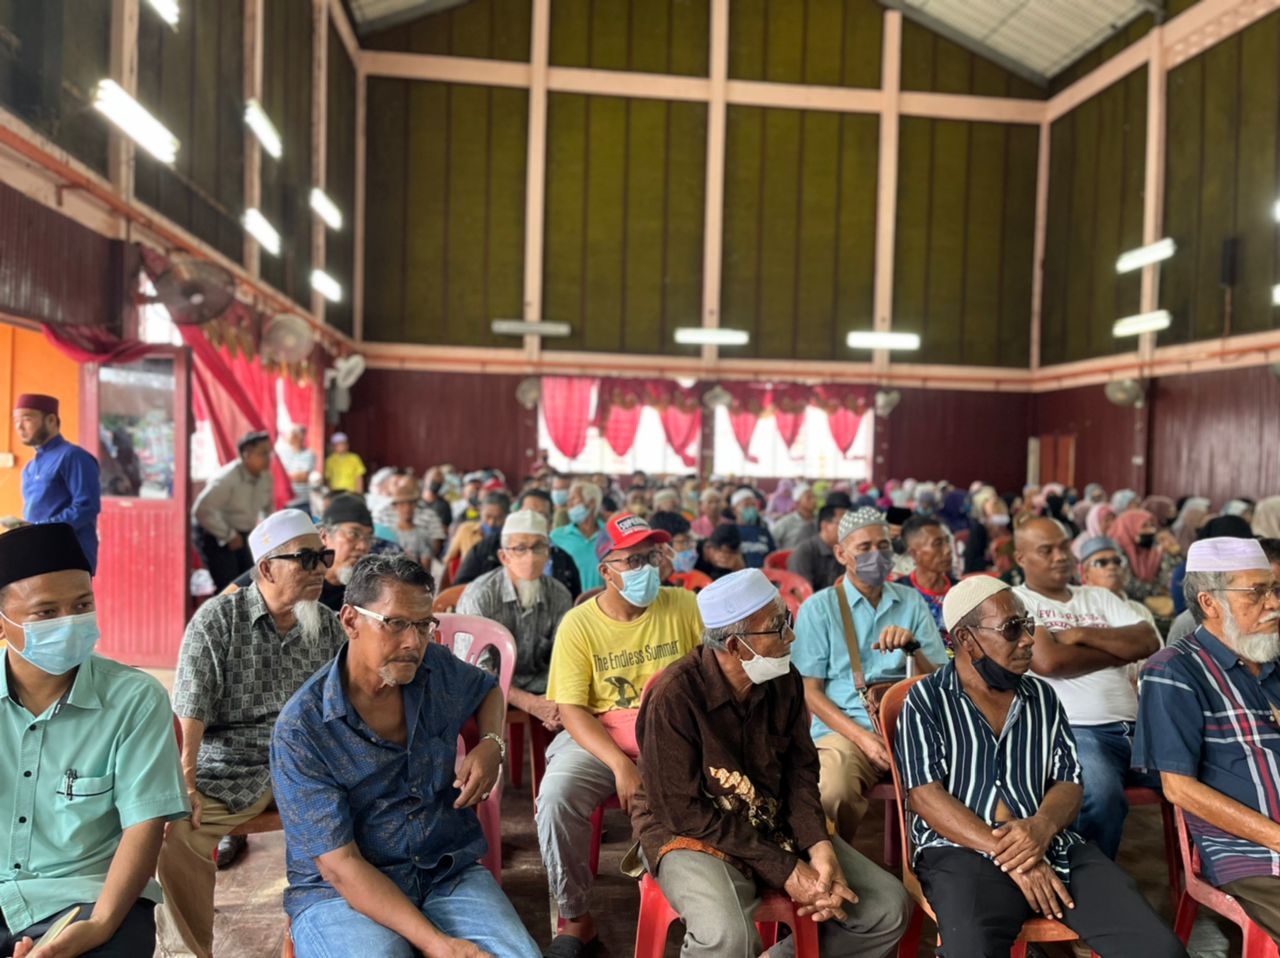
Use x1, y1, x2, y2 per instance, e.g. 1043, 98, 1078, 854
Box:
712, 405, 871, 480
540, 403, 698, 474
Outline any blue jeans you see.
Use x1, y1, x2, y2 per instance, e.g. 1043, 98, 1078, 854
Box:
1071, 722, 1161, 859
290, 864, 539, 958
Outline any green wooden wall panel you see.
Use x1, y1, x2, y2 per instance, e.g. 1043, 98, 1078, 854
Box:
758, 109, 803, 358
1195, 42, 1239, 342
794, 112, 840, 359
1233, 20, 1279, 335
363, 79, 408, 342
835, 113, 880, 354
364, 0, 531, 61
542, 93, 588, 345
721, 106, 764, 355
729, 0, 881, 88
922, 121, 969, 363
1160, 56, 1203, 347
892, 118, 932, 358
1041, 119, 1073, 364
582, 96, 628, 352
549, 0, 709, 76
403, 81, 448, 345
664, 102, 709, 343
324, 28, 356, 336
999, 126, 1037, 367
960, 123, 1006, 367
446, 85, 493, 344
900, 19, 1044, 99
1088, 86, 1124, 360
622, 100, 666, 353
487, 87, 532, 340
1063, 97, 1100, 362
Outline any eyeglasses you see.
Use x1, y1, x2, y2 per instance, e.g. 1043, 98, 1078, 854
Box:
603, 549, 664, 572
503, 543, 550, 558
353, 606, 440, 637
734, 610, 795, 639
1088, 557, 1125, 569
332, 527, 373, 544
1215, 584, 1280, 605
268, 549, 335, 572
972, 616, 1037, 643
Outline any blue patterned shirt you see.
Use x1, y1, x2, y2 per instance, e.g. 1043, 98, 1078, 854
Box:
270, 642, 497, 919
895, 662, 1085, 879
1133, 627, 1280, 886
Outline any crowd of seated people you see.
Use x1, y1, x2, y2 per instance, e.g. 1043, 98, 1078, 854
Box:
7, 445, 1280, 958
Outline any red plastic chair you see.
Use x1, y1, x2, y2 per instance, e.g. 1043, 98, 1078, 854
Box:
668, 570, 713, 592
880, 677, 1099, 958
866, 779, 902, 870
588, 793, 622, 877
282, 918, 294, 957
1171, 806, 1280, 957
762, 566, 814, 604
1125, 786, 1181, 910
432, 583, 467, 613
633, 872, 819, 958
506, 706, 553, 797
764, 550, 793, 571
436, 614, 517, 883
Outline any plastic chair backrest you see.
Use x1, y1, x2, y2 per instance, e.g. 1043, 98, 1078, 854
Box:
433, 584, 467, 613
668, 570, 712, 592
764, 550, 793, 571
435, 613, 516, 696
762, 567, 814, 602
575, 586, 605, 607
880, 675, 928, 908
1172, 804, 1253, 929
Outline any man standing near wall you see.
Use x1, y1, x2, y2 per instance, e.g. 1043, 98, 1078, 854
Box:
12, 393, 101, 574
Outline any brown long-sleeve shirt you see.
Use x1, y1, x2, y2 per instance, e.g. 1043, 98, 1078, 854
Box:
631, 645, 830, 889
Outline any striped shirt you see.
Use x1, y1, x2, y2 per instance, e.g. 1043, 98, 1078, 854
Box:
1133, 627, 1280, 886
895, 661, 1084, 879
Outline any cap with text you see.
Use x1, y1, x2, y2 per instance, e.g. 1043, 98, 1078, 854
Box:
595, 512, 671, 560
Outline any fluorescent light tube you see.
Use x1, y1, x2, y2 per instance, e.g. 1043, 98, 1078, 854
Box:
243, 208, 281, 256
491, 319, 572, 337
1116, 238, 1175, 274
311, 269, 342, 302
673, 327, 750, 346
310, 188, 343, 230
846, 330, 921, 350
1112, 310, 1171, 337
244, 98, 283, 159
92, 80, 179, 164
144, 0, 180, 27
1272, 284, 1280, 306
1274, 201, 1280, 223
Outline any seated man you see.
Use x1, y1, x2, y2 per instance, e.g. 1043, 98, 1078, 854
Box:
787, 502, 848, 592
898, 576, 1186, 957
648, 510, 695, 576
792, 507, 947, 842
634, 569, 910, 958
443, 491, 509, 573
0, 524, 187, 957
538, 514, 703, 957
458, 510, 573, 732
1077, 535, 1158, 630
695, 523, 746, 582
374, 475, 446, 562
158, 509, 348, 958
550, 481, 607, 592
271, 555, 538, 958
1135, 537, 1280, 944
899, 514, 957, 646
455, 489, 582, 597
1013, 518, 1161, 860
770, 483, 818, 551
729, 488, 776, 569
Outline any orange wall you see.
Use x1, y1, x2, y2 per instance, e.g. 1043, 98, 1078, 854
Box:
0, 323, 83, 519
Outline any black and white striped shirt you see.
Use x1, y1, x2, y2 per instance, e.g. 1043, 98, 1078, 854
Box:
895, 661, 1085, 878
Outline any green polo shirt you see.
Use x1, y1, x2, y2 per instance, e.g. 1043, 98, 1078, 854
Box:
550, 519, 606, 592
0, 651, 189, 931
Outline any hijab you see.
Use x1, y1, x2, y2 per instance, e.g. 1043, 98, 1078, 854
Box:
1085, 503, 1115, 539
1250, 496, 1280, 539
1141, 495, 1178, 528
1111, 488, 1139, 512
766, 479, 796, 518
1173, 497, 1211, 552
940, 490, 969, 531
1110, 509, 1161, 582
1071, 499, 1094, 530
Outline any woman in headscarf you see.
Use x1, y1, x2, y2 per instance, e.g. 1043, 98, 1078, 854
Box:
1171, 497, 1211, 554
1109, 509, 1170, 601
1141, 495, 1177, 528
1071, 502, 1115, 561
1082, 482, 1106, 505
1251, 495, 1280, 539
765, 478, 796, 520
963, 485, 1010, 574
1110, 488, 1139, 512
940, 489, 969, 532
1223, 498, 1256, 523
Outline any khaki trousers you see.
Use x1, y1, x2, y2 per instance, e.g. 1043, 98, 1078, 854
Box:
815, 733, 883, 843
155, 788, 275, 958
1223, 875, 1280, 945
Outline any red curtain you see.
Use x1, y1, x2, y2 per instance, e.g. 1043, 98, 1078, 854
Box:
723, 383, 772, 461
813, 384, 873, 457
770, 383, 811, 451
42, 323, 155, 365
827, 407, 868, 455
602, 403, 644, 457
660, 406, 701, 467
281, 377, 315, 427
541, 376, 597, 459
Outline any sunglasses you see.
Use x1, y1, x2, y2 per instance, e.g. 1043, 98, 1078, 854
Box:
268, 548, 336, 572
1088, 557, 1125, 569
971, 616, 1037, 643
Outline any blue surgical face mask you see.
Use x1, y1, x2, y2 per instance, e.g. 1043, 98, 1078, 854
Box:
739, 506, 760, 525
3, 610, 101, 676
673, 548, 698, 573
617, 564, 660, 608
480, 522, 494, 537
568, 504, 590, 525
551, 489, 569, 507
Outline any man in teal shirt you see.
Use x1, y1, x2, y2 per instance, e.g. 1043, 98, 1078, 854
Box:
550, 480, 606, 592
0, 523, 188, 957
791, 506, 948, 843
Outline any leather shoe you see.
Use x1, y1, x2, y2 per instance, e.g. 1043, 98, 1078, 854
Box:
215, 833, 248, 869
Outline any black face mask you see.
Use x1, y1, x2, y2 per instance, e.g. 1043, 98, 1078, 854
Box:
967, 633, 1023, 692
892, 537, 907, 555
429, 481, 443, 494
1136, 532, 1156, 549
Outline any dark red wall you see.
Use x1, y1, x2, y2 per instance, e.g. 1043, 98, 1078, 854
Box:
341, 369, 539, 483
882, 387, 1031, 493
1031, 383, 1146, 494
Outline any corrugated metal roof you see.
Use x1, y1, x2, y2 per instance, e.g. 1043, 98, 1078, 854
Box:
884, 0, 1160, 84
346, 0, 470, 34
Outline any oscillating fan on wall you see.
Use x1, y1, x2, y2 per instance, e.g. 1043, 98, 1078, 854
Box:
325, 353, 367, 420
152, 255, 236, 325
260, 313, 316, 365
1104, 379, 1145, 407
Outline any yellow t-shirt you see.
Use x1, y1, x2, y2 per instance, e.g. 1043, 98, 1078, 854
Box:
546, 586, 703, 714
324, 452, 366, 492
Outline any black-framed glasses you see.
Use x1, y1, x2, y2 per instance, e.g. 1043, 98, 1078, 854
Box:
268, 548, 335, 572
734, 610, 795, 639
972, 616, 1036, 643
1088, 557, 1125, 569
1215, 584, 1280, 605
603, 549, 664, 572
353, 606, 440, 637
503, 543, 550, 558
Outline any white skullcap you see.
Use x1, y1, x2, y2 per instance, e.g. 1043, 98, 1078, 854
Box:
698, 568, 778, 629
250, 509, 318, 561
793, 482, 811, 497
1186, 537, 1269, 573
942, 575, 1010, 631
330, 432, 348, 444
501, 509, 548, 539
838, 506, 887, 542
653, 488, 680, 505
730, 487, 758, 507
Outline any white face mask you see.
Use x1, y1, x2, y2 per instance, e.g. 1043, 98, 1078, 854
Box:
736, 636, 792, 684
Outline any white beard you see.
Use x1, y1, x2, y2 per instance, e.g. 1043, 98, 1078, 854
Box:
292, 599, 326, 643
514, 576, 543, 609
1222, 606, 1280, 664
336, 565, 354, 586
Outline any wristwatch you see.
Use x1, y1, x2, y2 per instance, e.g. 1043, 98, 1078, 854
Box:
480, 731, 507, 762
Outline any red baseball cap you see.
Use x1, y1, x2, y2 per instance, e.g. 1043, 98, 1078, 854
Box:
595, 512, 671, 560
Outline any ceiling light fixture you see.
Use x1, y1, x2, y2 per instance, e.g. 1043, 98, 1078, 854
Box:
310, 188, 343, 230
244, 98, 282, 159
1272, 284, 1280, 306
243, 208, 281, 256
92, 80, 179, 164
311, 269, 342, 302
1115, 238, 1175, 274
674, 327, 750, 346
1112, 310, 1171, 337
846, 330, 921, 350
491, 319, 572, 337
144, 0, 180, 27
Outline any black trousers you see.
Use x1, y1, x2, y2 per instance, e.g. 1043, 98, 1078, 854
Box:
1, 900, 155, 957
195, 527, 253, 591
918, 842, 1186, 958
